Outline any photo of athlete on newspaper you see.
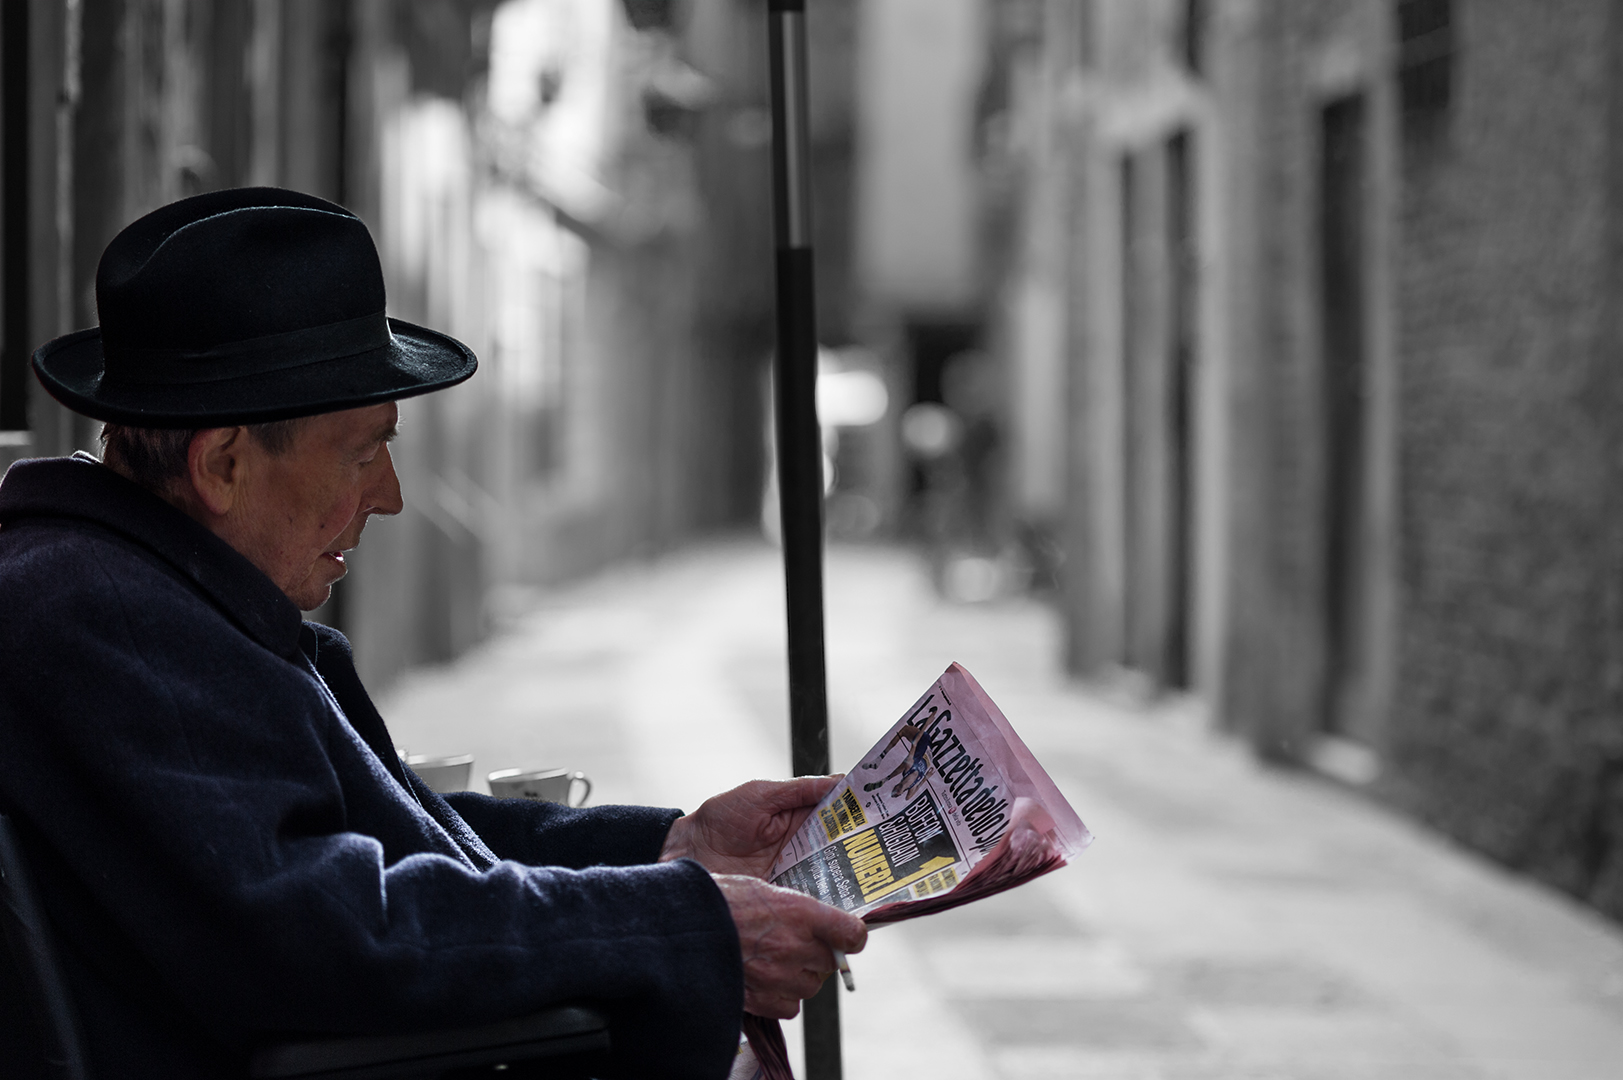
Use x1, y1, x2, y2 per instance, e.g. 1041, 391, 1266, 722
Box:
861, 706, 949, 803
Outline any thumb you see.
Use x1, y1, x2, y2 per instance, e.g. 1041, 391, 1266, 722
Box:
775, 774, 842, 810
804, 896, 868, 953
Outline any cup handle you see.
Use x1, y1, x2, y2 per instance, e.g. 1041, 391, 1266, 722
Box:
568, 772, 592, 808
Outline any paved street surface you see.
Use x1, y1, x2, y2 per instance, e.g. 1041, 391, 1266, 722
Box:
377, 540, 1623, 1080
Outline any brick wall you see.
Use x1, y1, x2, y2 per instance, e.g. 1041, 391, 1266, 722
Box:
1383, 0, 1623, 918
1027, 0, 1623, 923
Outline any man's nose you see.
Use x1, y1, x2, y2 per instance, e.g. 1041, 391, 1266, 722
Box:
369, 444, 404, 517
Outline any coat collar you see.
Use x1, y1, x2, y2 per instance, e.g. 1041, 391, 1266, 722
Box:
0, 453, 304, 659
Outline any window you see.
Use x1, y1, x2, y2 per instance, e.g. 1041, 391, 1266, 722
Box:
1397, 0, 1453, 124
1183, 0, 1206, 77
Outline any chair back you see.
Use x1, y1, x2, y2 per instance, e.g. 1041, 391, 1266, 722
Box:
0, 812, 90, 1080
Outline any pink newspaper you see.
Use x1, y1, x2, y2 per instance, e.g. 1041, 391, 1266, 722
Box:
735, 663, 1091, 1079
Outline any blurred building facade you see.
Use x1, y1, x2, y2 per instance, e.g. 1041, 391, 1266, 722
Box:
0, 0, 804, 691
983, 0, 1623, 922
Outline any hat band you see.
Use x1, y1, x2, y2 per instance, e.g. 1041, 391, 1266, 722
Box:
102, 311, 393, 386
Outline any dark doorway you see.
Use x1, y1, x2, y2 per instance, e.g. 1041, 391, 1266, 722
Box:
1165, 129, 1197, 690
907, 321, 980, 407
899, 320, 982, 550
1119, 152, 1142, 669
1318, 94, 1369, 738
904, 319, 980, 494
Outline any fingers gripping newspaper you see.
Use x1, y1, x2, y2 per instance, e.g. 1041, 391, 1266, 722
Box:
733, 663, 1092, 1080
771, 663, 1090, 922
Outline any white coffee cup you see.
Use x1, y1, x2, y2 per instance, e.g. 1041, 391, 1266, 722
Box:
404, 753, 474, 794
487, 767, 592, 807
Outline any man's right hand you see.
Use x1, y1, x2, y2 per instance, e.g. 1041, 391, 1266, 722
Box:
712, 874, 867, 1019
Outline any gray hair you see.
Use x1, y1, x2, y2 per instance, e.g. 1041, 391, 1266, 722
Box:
100, 419, 306, 493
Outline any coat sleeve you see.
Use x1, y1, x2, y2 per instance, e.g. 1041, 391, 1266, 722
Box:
441, 791, 680, 868
0, 532, 743, 1080
307, 623, 684, 870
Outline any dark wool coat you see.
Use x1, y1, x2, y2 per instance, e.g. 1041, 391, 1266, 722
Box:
0, 454, 743, 1079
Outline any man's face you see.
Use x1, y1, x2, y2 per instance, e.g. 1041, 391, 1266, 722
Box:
224, 402, 403, 611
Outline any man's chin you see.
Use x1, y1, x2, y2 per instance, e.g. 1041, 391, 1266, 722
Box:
290, 560, 347, 612
289, 582, 334, 613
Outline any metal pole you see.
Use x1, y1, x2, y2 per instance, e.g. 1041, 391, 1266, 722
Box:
767, 2, 841, 1077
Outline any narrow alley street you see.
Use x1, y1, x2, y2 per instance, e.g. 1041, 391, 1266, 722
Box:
376, 540, 1623, 1080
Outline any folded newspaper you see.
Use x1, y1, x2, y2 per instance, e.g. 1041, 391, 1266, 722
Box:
734, 662, 1091, 1080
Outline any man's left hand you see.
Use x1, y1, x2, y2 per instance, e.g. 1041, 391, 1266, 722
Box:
659, 776, 840, 879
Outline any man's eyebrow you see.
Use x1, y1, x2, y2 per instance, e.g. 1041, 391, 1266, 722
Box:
353, 421, 398, 458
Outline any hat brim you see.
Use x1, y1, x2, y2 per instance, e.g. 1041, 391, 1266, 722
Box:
32, 317, 477, 427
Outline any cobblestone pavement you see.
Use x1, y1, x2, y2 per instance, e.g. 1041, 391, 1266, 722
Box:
378, 540, 1623, 1080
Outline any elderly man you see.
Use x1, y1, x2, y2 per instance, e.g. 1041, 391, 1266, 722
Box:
0, 188, 864, 1079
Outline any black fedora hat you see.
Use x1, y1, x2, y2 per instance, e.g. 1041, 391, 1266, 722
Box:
33, 187, 476, 427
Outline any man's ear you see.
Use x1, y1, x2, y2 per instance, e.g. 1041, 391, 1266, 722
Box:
186, 427, 248, 518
